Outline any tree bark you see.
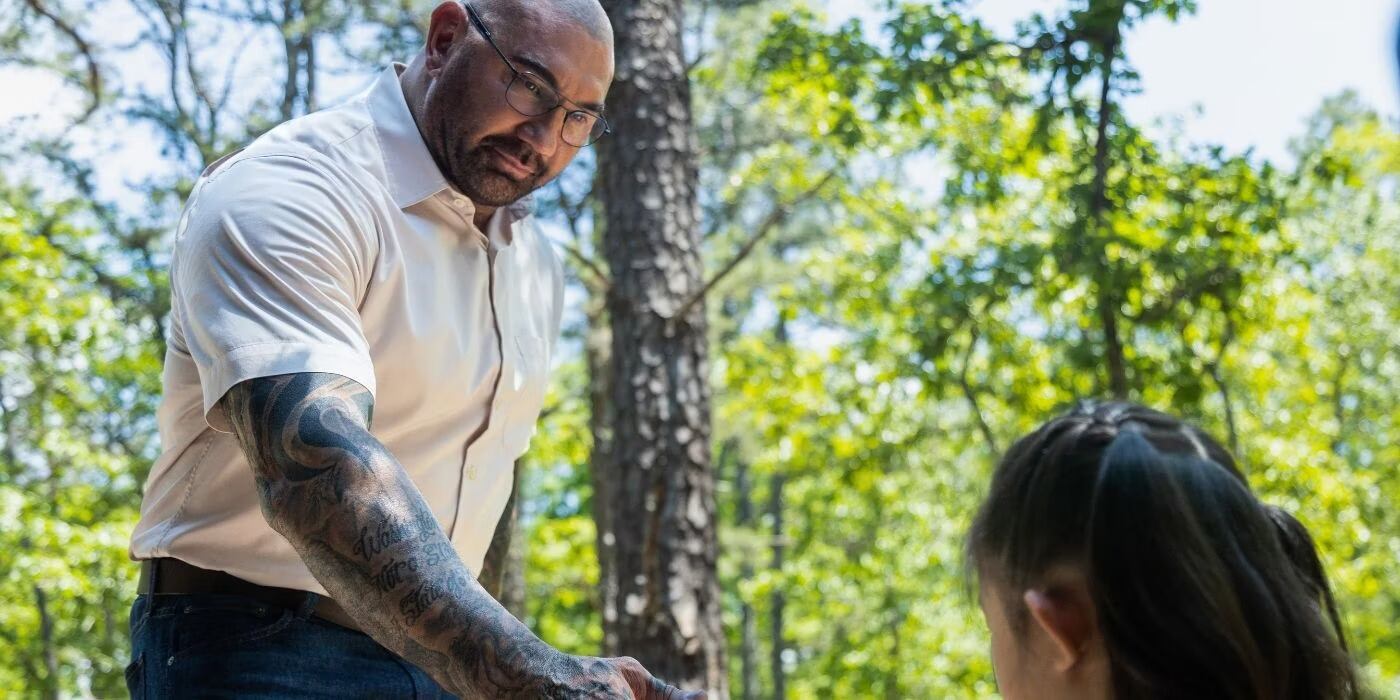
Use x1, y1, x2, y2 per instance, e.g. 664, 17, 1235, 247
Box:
730, 443, 757, 700
35, 585, 59, 700
1089, 30, 1128, 398
596, 0, 726, 694
501, 475, 527, 618
768, 473, 786, 700
958, 328, 999, 455
280, 0, 299, 122
477, 460, 523, 608
586, 298, 621, 656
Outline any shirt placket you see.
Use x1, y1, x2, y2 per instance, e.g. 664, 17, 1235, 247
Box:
437, 194, 506, 542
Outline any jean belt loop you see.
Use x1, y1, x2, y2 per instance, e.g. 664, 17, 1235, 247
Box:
295, 592, 320, 621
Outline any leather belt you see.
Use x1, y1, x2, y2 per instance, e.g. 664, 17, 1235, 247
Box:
138, 558, 361, 632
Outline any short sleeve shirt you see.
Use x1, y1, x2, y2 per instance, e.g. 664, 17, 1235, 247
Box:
129, 64, 565, 594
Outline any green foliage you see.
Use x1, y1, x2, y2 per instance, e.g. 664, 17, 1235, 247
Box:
0, 182, 158, 696
2, 0, 1397, 698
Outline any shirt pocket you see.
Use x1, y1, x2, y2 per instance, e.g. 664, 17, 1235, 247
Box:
500, 333, 549, 455
513, 333, 548, 380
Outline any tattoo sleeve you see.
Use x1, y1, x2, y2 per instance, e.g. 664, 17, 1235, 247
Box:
220, 373, 625, 698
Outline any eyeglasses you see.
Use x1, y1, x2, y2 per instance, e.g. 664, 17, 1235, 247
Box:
462, 2, 611, 147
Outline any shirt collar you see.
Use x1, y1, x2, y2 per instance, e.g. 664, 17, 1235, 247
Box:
369, 64, 449, 209
369, 63, 538, 222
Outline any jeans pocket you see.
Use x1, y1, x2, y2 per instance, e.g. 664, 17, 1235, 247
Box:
170, 598, 296, 661
124, 652, 145, 699
128, 595, 152, 641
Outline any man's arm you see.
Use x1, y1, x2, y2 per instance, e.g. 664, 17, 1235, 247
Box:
221, 372, 697, 699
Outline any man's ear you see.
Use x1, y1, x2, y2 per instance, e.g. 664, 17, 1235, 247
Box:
424, 1, 469, 74
1023, 585, 1096, 673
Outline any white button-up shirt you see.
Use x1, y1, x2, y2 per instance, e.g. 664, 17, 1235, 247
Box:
129, 64, 564, 594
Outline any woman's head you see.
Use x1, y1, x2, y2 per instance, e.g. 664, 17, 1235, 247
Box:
968, 401, 1356, 700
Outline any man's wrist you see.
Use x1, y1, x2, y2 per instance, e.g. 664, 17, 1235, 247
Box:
453, 624, 580, 697
534, 651, 621, 698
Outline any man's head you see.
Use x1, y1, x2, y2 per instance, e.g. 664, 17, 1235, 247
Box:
404, 0, 614, 209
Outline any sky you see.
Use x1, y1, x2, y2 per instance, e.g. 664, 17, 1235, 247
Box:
2, 0, 1397, 201
831, 0, 1400, 163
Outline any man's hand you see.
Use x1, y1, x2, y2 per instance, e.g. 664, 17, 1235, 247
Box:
220, 372, 696, 699
595, 656, 707, 699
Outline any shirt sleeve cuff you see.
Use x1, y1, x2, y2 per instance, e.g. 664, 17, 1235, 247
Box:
199, 341, 378, 433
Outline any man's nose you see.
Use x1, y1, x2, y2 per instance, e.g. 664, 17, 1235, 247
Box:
516, 109, 563, 159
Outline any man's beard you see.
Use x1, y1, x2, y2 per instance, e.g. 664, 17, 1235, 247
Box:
452, 135, 549, 207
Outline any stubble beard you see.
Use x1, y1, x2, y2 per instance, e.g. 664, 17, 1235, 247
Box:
424, 53, 551, 207
452, 137, 549, 207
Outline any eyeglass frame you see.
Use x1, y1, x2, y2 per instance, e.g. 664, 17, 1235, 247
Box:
460, 2, 612, 147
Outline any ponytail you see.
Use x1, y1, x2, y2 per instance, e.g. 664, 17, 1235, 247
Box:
969, 402, 1358, 700
1265, 505, 1352, 657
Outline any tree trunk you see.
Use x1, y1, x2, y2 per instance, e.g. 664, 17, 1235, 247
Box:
501, 459, 527, 617
596, 0, 726, 694
280, 0, 299, 122
478, 459, 523, 610
1089, 30, 1128, 398
731, 443, 758, 700
586, 298, 621, 656
768, 473, 786, 700
35, 585, 59, 700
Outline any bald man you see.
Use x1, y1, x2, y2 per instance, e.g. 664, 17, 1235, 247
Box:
125, 2, 702, 697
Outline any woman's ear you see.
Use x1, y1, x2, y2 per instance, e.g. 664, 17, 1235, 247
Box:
1023, 584, 1096, 673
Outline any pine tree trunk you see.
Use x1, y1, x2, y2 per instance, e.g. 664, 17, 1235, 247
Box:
35, 585, 59, 700
478, 460, 523, 608
596, 0, 727, 694
733, 447, 758, 700
501, 459, 526, 618
768, 473, 787, 700
586, 299, 621, 656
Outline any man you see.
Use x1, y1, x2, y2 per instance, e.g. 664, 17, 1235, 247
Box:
125, 1, 703, 697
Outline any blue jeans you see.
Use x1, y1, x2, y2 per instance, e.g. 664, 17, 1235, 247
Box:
125, 593, 457, 698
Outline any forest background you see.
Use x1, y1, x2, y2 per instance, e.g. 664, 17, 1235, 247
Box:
1, 0, 1398, 697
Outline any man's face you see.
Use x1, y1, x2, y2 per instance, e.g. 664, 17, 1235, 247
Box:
421, 4, 613, 207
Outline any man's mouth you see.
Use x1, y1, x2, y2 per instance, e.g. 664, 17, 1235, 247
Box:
486, 145, 536, 181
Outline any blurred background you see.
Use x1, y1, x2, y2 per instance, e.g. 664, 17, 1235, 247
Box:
1, 0, 1397, 697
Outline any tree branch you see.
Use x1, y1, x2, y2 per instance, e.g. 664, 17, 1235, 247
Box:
547, 180, 610, 291
1124, 264, 1232, 325
1088, 28, 1128, 399
673, 169, 838, 321
566, 245, 611, 290
1204, 317, 1239, 457
957, 327, 1000, 455
24, 0, 103, 122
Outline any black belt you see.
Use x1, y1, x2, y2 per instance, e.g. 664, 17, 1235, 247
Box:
137, 558, 361, 632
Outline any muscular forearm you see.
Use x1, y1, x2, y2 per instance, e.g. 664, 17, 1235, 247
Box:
221, 374, 617, 698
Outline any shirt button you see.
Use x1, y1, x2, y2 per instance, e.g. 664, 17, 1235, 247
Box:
452, 197, 467, 208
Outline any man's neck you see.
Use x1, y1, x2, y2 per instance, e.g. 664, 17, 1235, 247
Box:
473, 205, 496, 230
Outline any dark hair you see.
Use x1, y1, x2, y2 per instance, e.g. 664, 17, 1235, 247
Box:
967, 401, 1357, 699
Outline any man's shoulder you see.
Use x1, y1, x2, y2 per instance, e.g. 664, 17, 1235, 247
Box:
175, 110, 383, 256
204, 95, 379, 194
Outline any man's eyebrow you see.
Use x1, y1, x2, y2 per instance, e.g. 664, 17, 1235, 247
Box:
512, 54, 606, 114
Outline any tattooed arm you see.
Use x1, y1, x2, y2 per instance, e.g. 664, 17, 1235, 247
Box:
221, 373, 700, 699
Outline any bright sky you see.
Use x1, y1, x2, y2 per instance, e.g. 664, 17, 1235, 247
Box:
2, 0, 1397, 201
831, 0, 1400, 163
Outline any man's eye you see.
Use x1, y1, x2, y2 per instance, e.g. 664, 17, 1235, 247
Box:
521, 76, 551, 98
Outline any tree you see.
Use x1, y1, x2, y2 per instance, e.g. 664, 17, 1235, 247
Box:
4, 0, 1400, 696
595, 0, 728, 693
0, 180, 160, 698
